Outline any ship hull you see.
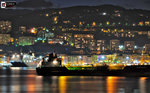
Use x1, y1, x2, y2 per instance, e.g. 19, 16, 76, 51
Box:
36, 65, 150, 76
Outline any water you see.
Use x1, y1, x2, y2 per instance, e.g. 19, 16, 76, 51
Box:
0, 68, 150, 93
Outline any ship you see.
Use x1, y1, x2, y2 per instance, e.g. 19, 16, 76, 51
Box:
36, 55, 150, 76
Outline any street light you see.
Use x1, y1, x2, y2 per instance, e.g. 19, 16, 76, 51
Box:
134, 46, 137, 49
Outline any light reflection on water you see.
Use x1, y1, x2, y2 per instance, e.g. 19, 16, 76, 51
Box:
0, 69, 150, 93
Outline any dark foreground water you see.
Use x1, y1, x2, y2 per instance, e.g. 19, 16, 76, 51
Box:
0, 67, 150, 93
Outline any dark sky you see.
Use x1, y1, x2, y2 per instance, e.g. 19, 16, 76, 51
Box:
16, 0, 150, 10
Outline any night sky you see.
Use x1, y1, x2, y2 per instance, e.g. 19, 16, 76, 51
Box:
16, 0, 150, 10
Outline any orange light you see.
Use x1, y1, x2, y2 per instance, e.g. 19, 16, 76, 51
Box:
49, 41, 53, 44
10, 38, 14, 42
79, 22, 82, 25
139, 22, 143, 26
140, 77, 147, 80
92, 22, 96, 26
54, 17, 58, 22
30, 28, 37, 34
107, 77, 125, 93
59, 76, 67, 93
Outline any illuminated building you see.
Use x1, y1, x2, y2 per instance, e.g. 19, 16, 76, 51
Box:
110, 40, 120, 51
124, 41, 135, 50
96, 40, 105, 51
138, 31, 148, 35
19, 36, 36, 46
0, 21, 11, 33
19, 26, 27, 33
0, 34, 11, 45
74, 34, 95, 50
58, 33, 73, 46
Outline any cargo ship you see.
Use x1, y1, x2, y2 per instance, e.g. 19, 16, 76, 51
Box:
36, 56, 150, 76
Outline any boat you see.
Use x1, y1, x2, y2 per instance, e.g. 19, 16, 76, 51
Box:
36, 56, 150, 76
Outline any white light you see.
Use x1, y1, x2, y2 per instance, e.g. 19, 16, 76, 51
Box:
101, 55, 105, 59
133, 60, 139, 64
53, 60, 58, 64
23, 55, 27, 58
119, 45, 124, 48
17, 55, 20, 58
12, 55, 15, 59
102, 12, 107, 15
127, 64, 131, 66
126, 57, 130, 60
39, 56, 43, 59
134, 46, 137, 49
79, 56, 82, 59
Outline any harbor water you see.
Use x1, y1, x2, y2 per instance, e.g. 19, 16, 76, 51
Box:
0, 67, 150, 93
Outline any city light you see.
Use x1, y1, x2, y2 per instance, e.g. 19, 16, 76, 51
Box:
92, 22, 96, 26
119, 45, 124, 50
53, 60, 58, 64
100, 55, 105, 60
54, 17, 58, 22
102, 12, 107, 15
126, 57, 130, 60
134, 46, 137, 49
30, 28, 37, 34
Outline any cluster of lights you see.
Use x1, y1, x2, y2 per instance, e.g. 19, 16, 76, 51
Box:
30, 28, 37, 34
